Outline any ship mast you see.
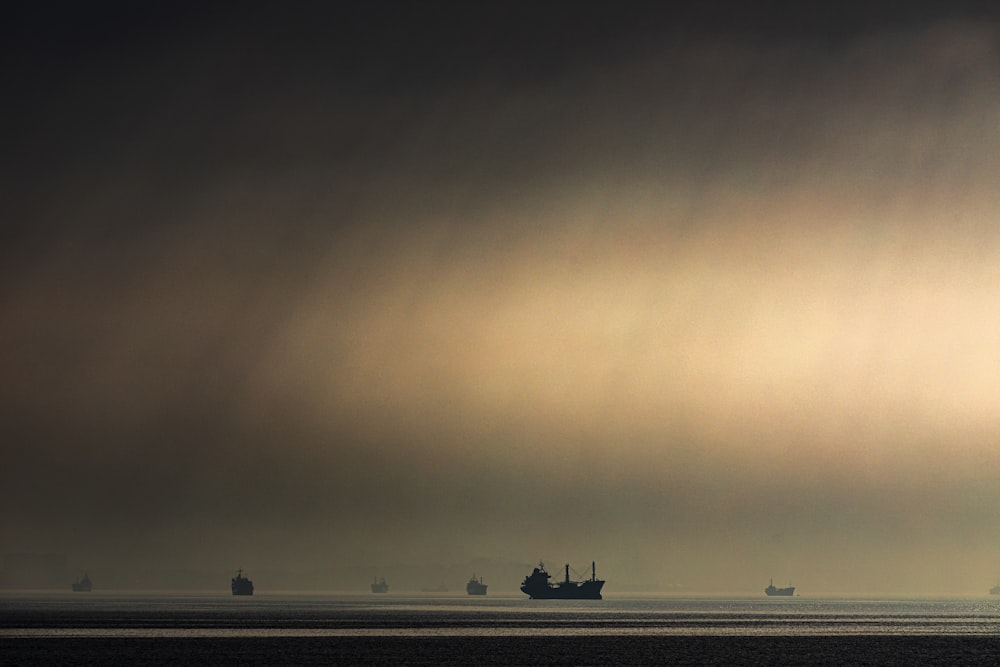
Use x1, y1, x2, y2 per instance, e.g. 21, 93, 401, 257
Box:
565, 563, 570, 583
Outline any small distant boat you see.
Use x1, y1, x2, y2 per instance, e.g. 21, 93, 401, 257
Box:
765, 578, 795, 596
72, 573, 92, 592
990, 584, 1000, 595
371, 576, 388, 593
521, 561, 604, 600
466, 573, 487, 596
231, 569, 254, 596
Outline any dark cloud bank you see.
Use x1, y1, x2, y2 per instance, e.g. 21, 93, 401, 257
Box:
4, 2, 1000, 594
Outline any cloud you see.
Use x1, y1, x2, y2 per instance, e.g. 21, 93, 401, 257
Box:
4, 6, 1000, 593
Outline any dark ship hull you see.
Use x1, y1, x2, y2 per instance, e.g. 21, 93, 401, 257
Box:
466, 574, 487, 596
231, 569, 254, 596
72, 575, 92, 592
371, 577, 388, 593
521, 562, 604, 600
764, 579, 794, 596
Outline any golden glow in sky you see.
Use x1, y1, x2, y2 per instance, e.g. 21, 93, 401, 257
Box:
4, 4, 1000, 594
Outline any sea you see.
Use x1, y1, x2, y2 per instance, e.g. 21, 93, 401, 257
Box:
4, 592, 1000, 665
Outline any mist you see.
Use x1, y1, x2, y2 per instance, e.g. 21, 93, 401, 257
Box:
4, 3, 1000, 595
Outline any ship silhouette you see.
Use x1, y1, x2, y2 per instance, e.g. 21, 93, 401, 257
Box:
764, 578, 794, 596
466, 573, 487, 596
371, 576, 388, 593
231, 569, 254, 596
72, 573, 92, 592
521, 561, 604, 600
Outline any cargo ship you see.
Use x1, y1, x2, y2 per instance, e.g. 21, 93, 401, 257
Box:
520, 561, 604, 600
72, 573, 92, 592
231, 569, 254, 596
764, 578, 794, 596
371, 576, 388, 593
466, 573, 487, 596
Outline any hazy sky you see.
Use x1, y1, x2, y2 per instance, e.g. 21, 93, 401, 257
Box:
5, 2, 1000, 594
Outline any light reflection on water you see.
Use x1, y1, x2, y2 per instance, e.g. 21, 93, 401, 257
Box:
3, 593, 1000, 637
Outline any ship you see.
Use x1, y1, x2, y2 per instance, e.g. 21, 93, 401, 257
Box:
520, 561, 604, 600
466, 573, 487, 596
371, 576, 388, 593
71, 573, 92, 592
231, 569, 254, 596
764, 578, 794, 596
990, 584, 1000, 595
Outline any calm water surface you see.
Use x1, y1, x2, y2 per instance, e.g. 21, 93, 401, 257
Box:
4, 592, 1000, 664
5, 592, 1000, 636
